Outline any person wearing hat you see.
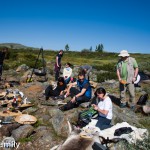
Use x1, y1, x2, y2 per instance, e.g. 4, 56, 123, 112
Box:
116, 50, 138, 110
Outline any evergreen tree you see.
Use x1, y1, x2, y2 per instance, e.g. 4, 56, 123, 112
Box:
65, 44, 69, 51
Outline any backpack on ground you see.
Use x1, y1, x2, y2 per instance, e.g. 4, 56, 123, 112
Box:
137, 93, 148, 105
77, 107, 98, 128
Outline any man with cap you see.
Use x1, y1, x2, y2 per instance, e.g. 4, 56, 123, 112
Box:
116, 50, 139, 110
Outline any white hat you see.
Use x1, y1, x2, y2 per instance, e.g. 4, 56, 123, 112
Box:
118, 50, 130, 57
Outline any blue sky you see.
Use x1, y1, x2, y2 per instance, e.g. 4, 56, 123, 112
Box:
0, 0, 150, 53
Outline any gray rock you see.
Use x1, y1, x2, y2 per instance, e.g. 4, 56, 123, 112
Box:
50, 109, 69, 137
22, 107, 39, 114
11, 124, 34, 141
16, 64, 29, 72
0, 123, 20, 141
80, 102, 90, 108
31, 126, 53, 149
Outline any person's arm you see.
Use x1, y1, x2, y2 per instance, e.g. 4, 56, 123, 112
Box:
92, 104, 109, 115
133, 67, 139, 82
71, 88, 86, 103
66, 82, 77, 96
56, 56, 59, 67
117, 69, 121, 81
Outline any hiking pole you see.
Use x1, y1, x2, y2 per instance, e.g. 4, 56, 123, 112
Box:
27, 48, 42, 82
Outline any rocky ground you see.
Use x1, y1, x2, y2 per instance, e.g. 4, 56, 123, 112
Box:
0, 64, 150, 150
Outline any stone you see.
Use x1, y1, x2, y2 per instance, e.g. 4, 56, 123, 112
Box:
80, 102, 90, 108
0, 123, 20, 141
22, 107, 39, 114
50, 109, 70, 137
11, 124, 34, 141
16, 64, 29, 72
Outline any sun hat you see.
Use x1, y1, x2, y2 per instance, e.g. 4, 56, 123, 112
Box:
118, 50, 130, 57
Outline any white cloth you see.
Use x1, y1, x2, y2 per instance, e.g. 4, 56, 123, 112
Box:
63, 67, 72, 79
84, 120, 148, 144
98, 96, 112, 119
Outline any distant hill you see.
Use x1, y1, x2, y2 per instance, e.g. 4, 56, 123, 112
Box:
0, 43, 39, 50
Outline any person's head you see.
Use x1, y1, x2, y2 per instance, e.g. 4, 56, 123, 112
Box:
65, 62, 71, 68
118, 50, 129, 60
2, 47, 8, 53
95, 87, 106, 99
59, 50, 63, 56
78, 71, 85, 82
57, 77, 65, 85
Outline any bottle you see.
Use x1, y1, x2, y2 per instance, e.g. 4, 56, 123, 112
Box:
12, 95, 18, 108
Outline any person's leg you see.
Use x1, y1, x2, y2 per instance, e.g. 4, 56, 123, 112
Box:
127, 83, 135, 107
96, 116, 111, 130
70, 87, 80, 97
120, 83, 127, 107
76, 95, 90, 105
45, 85, 53, 100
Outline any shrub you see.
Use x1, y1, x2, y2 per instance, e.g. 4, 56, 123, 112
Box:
97, 72, 117, 82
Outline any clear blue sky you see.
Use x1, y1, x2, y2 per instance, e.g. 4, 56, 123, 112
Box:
0, 0, 150, 53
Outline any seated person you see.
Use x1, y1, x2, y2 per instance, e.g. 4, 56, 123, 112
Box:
63, 62, 73, 84
80, 65, 92, 81
92, 87, 113, 130
45, 77, 67, 100
60, 71, 92, 111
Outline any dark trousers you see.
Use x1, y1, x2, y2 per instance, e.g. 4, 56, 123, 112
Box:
96, 116, 112, 130
70, 87, 90, 104
54, 63, 61, 81
60, 87, 90, 111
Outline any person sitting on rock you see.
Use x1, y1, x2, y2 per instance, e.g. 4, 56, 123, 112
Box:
59, 71, 92, 111
45, 77, 67, 100
63, 62, 73, 84
92, 87, 113, 130
80, 65, 92, 81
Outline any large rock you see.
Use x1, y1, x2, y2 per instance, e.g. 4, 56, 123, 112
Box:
0, 123, 20, 141
16, 64, 29, 72
31, 126, 53, 149
50, 108, 70, 137
11, 124, 34, 141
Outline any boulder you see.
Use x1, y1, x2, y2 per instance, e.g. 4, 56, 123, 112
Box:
11, 124, 34, 141
16, 64, 29, 72
31, 126, 53, 150
50, 109, 70, 137
0, 123, 20, 141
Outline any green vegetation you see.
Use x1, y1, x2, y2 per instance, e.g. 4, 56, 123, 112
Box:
1, 46, 150, 82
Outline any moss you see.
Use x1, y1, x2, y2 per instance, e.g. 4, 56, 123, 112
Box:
18, 137, 33, 143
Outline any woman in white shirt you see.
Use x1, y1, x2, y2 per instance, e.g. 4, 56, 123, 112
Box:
63, 62, 72, 84
92, 87, 113, 130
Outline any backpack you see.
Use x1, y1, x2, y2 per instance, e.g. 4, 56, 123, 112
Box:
114, 127, 133, 136
77, 107, 98, 128
137, 94, 148, 105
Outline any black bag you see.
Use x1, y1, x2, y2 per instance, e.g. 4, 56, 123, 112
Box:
92, 142, 108, 150
114, 127, 133, 136
77, 107, 98, 128
137, 94, 148, 105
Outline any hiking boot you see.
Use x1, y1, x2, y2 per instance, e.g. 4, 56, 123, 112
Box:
120, 103, 127, 108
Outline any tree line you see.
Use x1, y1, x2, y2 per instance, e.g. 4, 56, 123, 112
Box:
65, 43, 104, 52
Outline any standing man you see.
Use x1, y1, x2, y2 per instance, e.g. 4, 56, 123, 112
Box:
0, 47, 8, 81
116, 50, 138, 110
54, 50, 63, 81
80, 65, 92, 81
